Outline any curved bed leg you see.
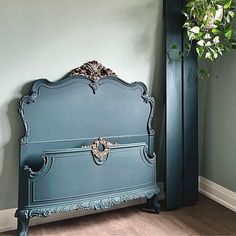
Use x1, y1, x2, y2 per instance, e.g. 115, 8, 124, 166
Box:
17, 214, 29, 236
147, 194, 160, 214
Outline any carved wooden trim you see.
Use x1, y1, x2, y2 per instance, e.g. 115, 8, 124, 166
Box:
15, 188, 159, 219
24, 154, 49, 178
91, 137, 111, 164
68, 61, 117, 82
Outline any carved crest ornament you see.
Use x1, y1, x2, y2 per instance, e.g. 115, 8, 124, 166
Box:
68, 60, 117, 82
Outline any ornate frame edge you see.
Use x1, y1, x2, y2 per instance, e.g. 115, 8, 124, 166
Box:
19, 61, 155, 145
15, 188, 159, 219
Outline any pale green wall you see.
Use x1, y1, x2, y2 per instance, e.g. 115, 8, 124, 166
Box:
199, 51, 236, 192
0, 0, 163, 210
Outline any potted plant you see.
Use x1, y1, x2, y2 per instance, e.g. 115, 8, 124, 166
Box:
171, 0, 236, 78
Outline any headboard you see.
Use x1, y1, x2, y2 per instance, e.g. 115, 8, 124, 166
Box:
19, 61, 155, 169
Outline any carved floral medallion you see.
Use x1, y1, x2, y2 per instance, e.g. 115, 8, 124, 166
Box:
91, 137, 113, 162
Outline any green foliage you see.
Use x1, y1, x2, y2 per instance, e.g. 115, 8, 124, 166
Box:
183, 0, 236, 61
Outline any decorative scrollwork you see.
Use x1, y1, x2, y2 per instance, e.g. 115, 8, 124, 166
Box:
141, 93, 155, 136
15, 188, 159, 220
24, 154, 48, 178
143, 145, 156, 164
69, 61, 117, 82
19, 94, 38, 144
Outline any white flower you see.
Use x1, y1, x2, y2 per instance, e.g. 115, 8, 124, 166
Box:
215, 5, 224, 22
206, 5, 223, 29
204, 33, 211, 39
190, 26, 200, 34
197, 40, 205, 46
206, 41, 212, 46
213, 36, 220, 44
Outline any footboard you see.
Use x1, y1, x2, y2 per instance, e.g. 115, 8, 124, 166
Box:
19, 141, 158, 214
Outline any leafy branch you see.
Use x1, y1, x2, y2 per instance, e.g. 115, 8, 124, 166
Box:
169, 0, 236, 79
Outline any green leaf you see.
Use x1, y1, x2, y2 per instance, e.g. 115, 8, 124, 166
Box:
190, 26, 200, 34
183, 22, 190, 28
226, 14, 231, 23
205, 52, 213, 60
214, 20, 221, 26
225, 29, 233, 39
224, 0, 232, 9
214, 53, 218, 59
198, 32, 204, 38
171, 44, 178, 49
203, 15, 208, 24
178, 51, 184, 59
212, 29, 221, 35
199, 69, 206, 75
198, 69, 212, 80
196, 46, 205, 59
182, 12, 188, 18
188, 32, 197, 40
228, 10, 235, 18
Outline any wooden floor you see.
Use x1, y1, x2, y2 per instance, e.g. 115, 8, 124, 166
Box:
2, 195, 236, 236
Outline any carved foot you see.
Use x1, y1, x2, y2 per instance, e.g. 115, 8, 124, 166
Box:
147, 194, 160, 214
17, 215, 29, 236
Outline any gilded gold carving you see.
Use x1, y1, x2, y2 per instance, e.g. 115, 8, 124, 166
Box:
92, 137, 110, 161
69, 61, 117, 82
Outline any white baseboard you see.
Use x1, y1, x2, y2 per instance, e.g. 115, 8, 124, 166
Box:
199, 176, 236, 212
0, 208, 16, 233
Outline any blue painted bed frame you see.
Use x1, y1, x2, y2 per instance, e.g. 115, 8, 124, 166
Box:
15, 61, 160, 235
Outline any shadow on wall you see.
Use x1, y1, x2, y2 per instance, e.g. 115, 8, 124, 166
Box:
0, 82, 33, 210
150, 4, 165, 184
123, 1, 160, 57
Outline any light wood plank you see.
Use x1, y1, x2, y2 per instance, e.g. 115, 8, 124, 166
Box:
1, 195, 236, 236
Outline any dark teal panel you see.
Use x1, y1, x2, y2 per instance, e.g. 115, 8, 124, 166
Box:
30, 143, 155, 205
165, 0, 198, 209
165, 0, 183, 209
183, 41, 198, 206
23, 78, 150, 143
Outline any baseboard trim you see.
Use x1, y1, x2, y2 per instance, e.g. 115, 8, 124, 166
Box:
199, 176, 236, 212
0, 208, 16, 233
1, 178, 234, 232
